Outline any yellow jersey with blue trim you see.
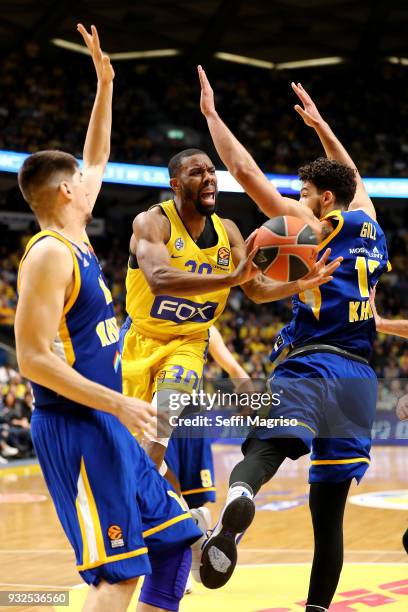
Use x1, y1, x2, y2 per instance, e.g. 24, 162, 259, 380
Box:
17, 230, 122, 407
125, 199, 233, 340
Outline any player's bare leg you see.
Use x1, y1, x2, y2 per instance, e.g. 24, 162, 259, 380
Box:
83, 578, 138, 612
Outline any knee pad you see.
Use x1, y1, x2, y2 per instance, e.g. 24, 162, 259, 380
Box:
139, 546, 192, 611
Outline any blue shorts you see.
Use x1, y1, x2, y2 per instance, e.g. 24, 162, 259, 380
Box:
165, 436, 216, 507
259, 352, 377, 483
31, 404, 201, 586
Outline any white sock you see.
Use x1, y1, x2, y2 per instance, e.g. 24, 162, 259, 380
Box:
226, 483, 254, 505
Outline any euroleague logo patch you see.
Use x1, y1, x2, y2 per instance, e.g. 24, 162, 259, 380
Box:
107, 524, 125, 549
175, 237, 185, 251
217, 247, 230, 267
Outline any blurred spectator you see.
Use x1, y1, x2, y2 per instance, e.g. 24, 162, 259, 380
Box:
0, 45, 407, 176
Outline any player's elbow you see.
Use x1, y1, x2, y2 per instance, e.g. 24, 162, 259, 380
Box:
17, 351, 34, 379
17, 346, 46, 381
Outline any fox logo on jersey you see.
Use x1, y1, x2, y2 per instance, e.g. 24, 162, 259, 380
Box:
151, 295, 218, 323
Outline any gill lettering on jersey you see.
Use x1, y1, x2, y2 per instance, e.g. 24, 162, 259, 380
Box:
360, 222, 377, 240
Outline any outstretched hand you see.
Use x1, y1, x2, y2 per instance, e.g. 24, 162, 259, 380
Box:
77, 23, 115, 84
298, 248, 342, 292
291, 81, 324, 128
198, 65, 217, 118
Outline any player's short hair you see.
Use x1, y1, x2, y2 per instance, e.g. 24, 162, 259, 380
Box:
168, 148, 209, 178
18, 150, 78, 212
298, 157, 357, 206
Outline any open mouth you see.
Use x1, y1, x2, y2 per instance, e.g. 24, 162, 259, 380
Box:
200, 191, 216, 205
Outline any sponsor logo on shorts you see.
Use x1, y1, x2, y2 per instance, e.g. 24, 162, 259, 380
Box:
217, 247, 230, 267
107, 524, 125, 549
151, 295, 218, 324
175, 237, 185, 251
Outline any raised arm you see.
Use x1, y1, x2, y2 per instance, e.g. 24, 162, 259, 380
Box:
224, 219, 342, 304
77, 24, 114, 209
15, 239, 155, 435
132, 207, 259, 296
292, 81, 376, 220
198, 66, 320, 234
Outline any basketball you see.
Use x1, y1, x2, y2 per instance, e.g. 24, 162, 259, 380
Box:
253, 216, 318, 282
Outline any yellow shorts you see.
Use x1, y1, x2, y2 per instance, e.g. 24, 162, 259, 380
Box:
122, 326, 209, 402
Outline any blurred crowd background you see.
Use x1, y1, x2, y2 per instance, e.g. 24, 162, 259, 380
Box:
1, 44, 408, 461
1, 43, 408, 177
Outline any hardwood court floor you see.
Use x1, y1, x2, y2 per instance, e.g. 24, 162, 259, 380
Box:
0, 445, 407, 611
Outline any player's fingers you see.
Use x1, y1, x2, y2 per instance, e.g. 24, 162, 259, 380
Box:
292, 82, 308, 104
245, 229, 258, 251
198, 65, 207, 88
247, 246, 259, 263
91, 25, 101, 51
294, 104, 305, 115
319, 248, 331, 265
77, 24, 92, 51
324, 256, 342, 273
324, 261, 341, 276
315, 275, 333, 286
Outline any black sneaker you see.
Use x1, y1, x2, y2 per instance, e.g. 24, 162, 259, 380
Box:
200, 494, 255, 589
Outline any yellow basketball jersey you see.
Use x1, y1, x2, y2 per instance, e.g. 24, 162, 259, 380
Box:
126, 200, 233, 339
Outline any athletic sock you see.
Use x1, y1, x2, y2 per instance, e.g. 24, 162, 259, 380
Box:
305, 606, 328, 612
227, 481, 254, 504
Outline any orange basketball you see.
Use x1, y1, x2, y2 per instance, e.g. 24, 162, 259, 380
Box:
253, 216, 318, 282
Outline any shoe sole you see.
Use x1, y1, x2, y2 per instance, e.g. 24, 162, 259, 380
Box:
200, 496, 255, 589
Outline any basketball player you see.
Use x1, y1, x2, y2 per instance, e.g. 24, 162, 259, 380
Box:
164, 324, 253, 594
369, 288, 408, 554
198, 67, 390, 609
121, 148, 341, 476
165, 325, 251, 509
14, 26, 202, 612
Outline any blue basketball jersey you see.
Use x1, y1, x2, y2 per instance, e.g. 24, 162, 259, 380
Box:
272, 209, 390, 359
18, 230, 122, 406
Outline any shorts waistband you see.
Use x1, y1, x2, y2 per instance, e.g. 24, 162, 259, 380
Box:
286, 344, 369, 366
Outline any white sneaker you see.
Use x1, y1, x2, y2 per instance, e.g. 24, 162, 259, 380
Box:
190, 506, 212, 583
1, 444, 18, 457
184, 573, 193, 594
0, 455, 8, 465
